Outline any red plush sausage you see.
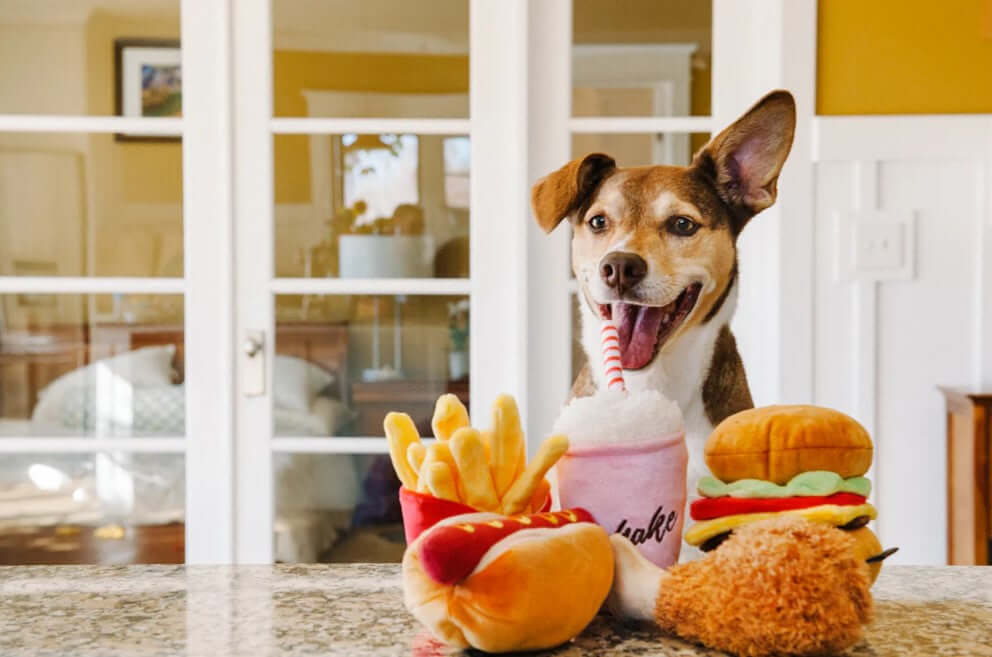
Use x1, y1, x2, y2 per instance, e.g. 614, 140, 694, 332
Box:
418, 509, 594, 585
690, 492, 866, 521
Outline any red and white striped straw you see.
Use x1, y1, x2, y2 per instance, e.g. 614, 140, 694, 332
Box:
600, 320, 626, 392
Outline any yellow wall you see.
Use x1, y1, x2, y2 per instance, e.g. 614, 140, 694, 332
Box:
818, 0, 992, 114
272, 51, 468, 203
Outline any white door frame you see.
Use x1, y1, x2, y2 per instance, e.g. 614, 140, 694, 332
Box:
182, 0, 237, 564
713, 0, 817, 406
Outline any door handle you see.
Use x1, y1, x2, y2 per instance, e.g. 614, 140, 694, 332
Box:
243, 336, 263, 358
242, 330, 265, 396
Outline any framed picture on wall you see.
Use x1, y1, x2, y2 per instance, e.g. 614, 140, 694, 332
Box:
114, 39, 181, 141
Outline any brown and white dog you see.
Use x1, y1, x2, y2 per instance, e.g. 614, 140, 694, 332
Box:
531, 91, 796, 530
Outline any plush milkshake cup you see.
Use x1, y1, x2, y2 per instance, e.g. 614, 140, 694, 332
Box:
553, 388, 688, 568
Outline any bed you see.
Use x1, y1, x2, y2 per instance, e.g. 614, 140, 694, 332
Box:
0, 322, 381, 563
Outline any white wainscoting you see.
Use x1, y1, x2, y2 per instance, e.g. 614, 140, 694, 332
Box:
811, 116, 992, 565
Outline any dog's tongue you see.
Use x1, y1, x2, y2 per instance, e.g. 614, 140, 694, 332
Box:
615, 303, 663, 370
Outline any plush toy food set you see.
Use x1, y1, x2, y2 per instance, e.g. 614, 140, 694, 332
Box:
386, 387, 892, 656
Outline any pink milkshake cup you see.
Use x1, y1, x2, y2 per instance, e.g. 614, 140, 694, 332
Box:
554, 321, 688, 567
556, 421, 687, 568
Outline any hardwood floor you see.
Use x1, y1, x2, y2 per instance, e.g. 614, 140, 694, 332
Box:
0, 523, 184, 565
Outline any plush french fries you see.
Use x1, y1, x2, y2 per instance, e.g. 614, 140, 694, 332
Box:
424, 442, 463, 499
384, 394, 565, 515
432, 394, 470, 441
385, 412, 421, 489
528, 478, 552, 513
501, 434, 569, 515
449, 427, 500, 510
407, 442, 426, 477
491, 395, 526, 497
424, 461, 460, 502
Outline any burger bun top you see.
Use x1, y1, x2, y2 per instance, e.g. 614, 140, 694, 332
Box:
705, 405, 873, 485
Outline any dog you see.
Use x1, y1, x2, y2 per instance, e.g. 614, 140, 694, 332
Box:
531, 90, 796, 549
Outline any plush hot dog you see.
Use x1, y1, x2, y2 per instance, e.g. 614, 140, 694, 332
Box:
403, 509, 613, 653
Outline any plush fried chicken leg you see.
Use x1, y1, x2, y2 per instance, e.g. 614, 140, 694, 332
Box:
609, 516, 874, 657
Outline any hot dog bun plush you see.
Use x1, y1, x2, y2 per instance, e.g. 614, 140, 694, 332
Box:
403, 509, 613, 652
687, 405, 895, 584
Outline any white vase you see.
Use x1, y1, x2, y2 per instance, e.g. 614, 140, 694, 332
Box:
449, 350, 468, 380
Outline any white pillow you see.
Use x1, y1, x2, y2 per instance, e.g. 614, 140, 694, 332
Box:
100, 345, 176, 386
273, 355, 334, 412
32, 345, 175, 426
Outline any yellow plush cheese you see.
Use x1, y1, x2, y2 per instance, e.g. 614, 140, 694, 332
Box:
685, 503, 877, 546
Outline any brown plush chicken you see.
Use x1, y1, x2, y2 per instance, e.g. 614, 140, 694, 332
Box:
609, 516, 874, 657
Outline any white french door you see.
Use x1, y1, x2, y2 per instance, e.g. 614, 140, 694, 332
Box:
0, 0, 814, 565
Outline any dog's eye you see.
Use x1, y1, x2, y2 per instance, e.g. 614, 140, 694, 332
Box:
667, 215, 700, 237
587, 214, 608, 233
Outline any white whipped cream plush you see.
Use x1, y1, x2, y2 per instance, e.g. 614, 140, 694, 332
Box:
553, 388, 688, 567
553, 388, 683, 445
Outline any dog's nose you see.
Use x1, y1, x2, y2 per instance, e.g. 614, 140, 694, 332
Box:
599, 252, 648, 294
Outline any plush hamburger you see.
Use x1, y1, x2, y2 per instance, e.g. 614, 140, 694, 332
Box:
686, 405, 895, 582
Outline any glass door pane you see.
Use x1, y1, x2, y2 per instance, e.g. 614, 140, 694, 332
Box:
271, 0, 469, 119
273, 133, 469, 280
572, 0, 712, 118
0, 451, 184, 564
0, 133, 183, 277
0, 1, 181, 116
0, 0, 189, 564
262, 0, 471, 563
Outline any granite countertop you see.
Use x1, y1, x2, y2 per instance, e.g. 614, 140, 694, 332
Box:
1, 564, 990, 656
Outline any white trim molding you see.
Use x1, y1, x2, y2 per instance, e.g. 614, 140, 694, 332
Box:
181, 0, 236, 565
526, 0, 573, 452
232, 0, 276, 565
813, 116, 992, 162
0, 438, 186, 453
270, 118, 469, 135
272, 437, 393, 454
850, 160, 880, 514
269, 277, 470, 296
713, 0, 817, 406
0, 277, 185, 294
569, 116, 714, 134
469, 0, 528, 427
980, 145, 992, 388
0, 115, 182, 136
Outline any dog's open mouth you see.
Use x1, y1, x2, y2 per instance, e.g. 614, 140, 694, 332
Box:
597, 282, 703, 370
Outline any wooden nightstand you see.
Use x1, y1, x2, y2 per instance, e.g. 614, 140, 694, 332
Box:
351, 379, 469, 437
939, 386, 992, 565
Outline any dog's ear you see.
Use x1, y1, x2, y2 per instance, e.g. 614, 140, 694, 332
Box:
531, 153, 616, 234
692, 90, 796, 230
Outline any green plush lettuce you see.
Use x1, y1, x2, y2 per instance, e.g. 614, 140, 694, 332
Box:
697, 470, 871, 499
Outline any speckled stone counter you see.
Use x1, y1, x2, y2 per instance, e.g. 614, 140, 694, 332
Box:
1, 564, 990, 656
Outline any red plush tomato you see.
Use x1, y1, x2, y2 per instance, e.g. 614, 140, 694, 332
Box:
418, 509, 595, 585
690, 492, 866, 521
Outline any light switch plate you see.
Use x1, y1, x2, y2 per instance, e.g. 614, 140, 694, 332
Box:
854, 221, 905, 271
834, 210, 916, 282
